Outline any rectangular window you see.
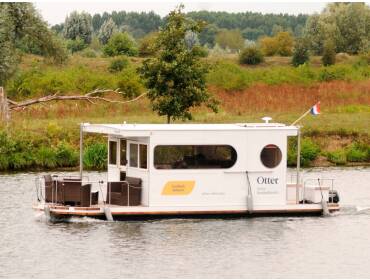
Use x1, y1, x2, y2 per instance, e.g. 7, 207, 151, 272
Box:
154, 145, 237, 169
109, 141, 117, 165
139, 144, 147, 169
120, 139, 127, 166
129, 143, 138, 167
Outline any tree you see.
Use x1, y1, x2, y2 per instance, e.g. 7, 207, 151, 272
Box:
0, 3, 68, 85
259, 36, 278, 56
103, 32, 138, 56
63, 11, 93, 44
239, 46, 264, 65
199, 24, 218, 47
275, 31, 294, 56
322, 40, 336, 66
98, 18, 117, 45
140, 5, 218, 123
215, 29, 245, 52
291, 38, 310, 67
138, 32, 158, 57
304, 3, 370, 54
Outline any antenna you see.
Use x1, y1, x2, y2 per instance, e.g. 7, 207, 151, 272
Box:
262, 116, 272, 124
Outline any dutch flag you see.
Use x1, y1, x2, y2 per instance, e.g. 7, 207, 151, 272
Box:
310, 102, 320, 115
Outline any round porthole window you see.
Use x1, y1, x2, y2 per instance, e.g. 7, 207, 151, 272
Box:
260, 144, 282, 168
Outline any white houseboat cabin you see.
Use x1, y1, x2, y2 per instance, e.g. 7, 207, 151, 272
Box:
34, 121, 340, 220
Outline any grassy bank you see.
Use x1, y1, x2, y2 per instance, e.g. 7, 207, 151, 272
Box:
0, 54, 369, 171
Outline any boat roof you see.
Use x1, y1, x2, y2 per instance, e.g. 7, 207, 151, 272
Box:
82, 123, 298, 136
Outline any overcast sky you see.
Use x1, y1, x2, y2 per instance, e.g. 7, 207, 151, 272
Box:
34, 1, 330, 25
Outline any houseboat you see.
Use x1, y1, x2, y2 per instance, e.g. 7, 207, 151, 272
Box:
33, 120, 340, 220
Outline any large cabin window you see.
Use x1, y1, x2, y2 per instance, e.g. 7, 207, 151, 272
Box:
154, 145, 237, 169
109, 141, 117, 165
120, 139, 127, 166
260, 144, 282, 168
129, 143, 138, 167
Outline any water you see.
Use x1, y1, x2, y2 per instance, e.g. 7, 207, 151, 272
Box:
0, 168, 370, 278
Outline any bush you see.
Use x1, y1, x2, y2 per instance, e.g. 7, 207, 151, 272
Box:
66, 37, 86, 54
117, 67, 144, 98
287, 137, 320, 167
322, 40, 336, 66
83, 143, 107, 170
79, 48, 98, 58
207, 62, 250, 90
103, 33, 138, 57
239, 46, 264, 65
35, 147, 57, 168
318, 66, 347, 82
346, 143, 369, 162
55, 142, 78, 167
108, 56, 129, 73
138, 32, 158, 57
292, 38, 310, 67
327, 149, 347, 165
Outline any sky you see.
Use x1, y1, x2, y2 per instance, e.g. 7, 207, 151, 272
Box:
34, 1, 330, 25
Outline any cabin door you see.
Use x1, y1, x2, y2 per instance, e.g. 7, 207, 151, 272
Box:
118, 139, 127, 180
127, 140, 149, 206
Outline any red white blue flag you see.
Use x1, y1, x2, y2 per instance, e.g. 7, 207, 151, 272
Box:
310, 102, 320, 115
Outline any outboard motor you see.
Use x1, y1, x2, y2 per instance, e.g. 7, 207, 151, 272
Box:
328, 190, 340, 203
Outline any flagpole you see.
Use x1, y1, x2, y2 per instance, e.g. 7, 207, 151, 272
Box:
290, 101, 320, 126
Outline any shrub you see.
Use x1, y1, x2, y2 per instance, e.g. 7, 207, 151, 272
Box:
207, 62, 250, 91
287, 138, 320, 167
322, 40, 336, 66
275, 31, 294, 56
327, 149, 347, 165
239, 46, 264, 65
66, 37, 86, 54
79, 48, 98, 58
83, 143, 107, 170
292, 38, 310, 67
55, 142, 78, 167
117, 67, 144, 98
346, 143, 369, 162
318, 66, 347, 82
300, 138, 320, 166
103, 33, 138, 57
35, 147, 57, 168
108, 56, 129, 73
139, 32, 158, 57
259, 36, 278, 56
192, 45, 209, 58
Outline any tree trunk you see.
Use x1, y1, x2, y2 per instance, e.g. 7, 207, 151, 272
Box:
0, 87, 10, 126
167, 115, 171, 124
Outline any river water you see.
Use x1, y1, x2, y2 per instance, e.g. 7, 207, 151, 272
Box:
0, 167, 369, 278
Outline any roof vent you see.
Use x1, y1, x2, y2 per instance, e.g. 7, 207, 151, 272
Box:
262, 116, 272, 124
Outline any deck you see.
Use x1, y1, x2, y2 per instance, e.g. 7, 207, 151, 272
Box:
33, 202, 340, 219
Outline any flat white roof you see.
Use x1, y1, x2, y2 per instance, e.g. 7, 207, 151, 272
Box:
82, 123, 298, 136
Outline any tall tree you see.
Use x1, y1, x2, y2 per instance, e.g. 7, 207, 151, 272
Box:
98, 18, 117, 44
215, 29, 245, 52
63, 11, 93, 44
304, 3, 370, 54
140, 5, 218, 123
0, 3, 67, 85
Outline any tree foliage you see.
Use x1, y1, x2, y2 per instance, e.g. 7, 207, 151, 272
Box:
138, 32, 158, 57
304, 3, 370, 54
291, 38, 310, 67
140, 6, 218, 123
103, 32, 138, 56
322, 40, 336, 66
239, 46, 264, 65
258, 31, 293, 56
98, 18, 117, 45
63, 11, 93, 44
0, 3, 68, 85
215, 29, 244, 52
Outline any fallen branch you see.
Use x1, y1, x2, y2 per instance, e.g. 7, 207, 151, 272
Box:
7, 89, 147, 110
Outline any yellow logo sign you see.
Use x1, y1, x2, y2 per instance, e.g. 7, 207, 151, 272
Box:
161, 181, 195, 195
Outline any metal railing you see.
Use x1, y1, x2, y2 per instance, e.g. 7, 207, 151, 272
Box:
35, 176, 142, 207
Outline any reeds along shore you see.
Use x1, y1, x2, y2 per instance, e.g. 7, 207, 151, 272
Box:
0, 54, 369, 171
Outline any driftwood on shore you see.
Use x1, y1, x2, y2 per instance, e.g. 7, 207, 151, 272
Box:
0, 87, 147, 121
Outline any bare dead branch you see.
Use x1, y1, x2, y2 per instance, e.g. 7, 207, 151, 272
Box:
6, 89, 147, 110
